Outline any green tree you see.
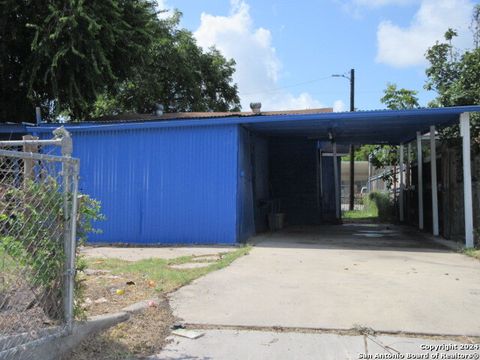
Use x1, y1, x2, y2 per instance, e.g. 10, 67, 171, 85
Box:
1, 3, 240, 122
353, 83, 419, 166
425, 22, 480, 149
93, 14, 240, 116
1, 0, 159, 122
380, 83, 420, 110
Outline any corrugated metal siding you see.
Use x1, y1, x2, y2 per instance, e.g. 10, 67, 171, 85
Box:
237, 127, 255, 241
0, 124, 27, 140
38, 124, 239, 244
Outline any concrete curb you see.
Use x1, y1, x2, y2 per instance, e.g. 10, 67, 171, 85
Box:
0, 327, 60, 351
1, 298, 160, 360
122, 298, 159, 315
0, 312, 129, 360
395, 224, 464, 252
431, 237, 464, 251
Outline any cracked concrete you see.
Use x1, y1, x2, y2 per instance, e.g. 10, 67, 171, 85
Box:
155, 224, 480, 359
153, 329, 479, 360
169, 225, 480, 336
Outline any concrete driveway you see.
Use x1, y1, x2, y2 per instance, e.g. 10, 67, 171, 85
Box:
169, 224, 480, 336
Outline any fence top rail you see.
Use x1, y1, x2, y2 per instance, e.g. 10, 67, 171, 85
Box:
0, 148, 79, 164
0, 139, 63, 148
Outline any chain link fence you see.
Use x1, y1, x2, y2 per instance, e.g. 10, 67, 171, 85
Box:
340, 194, 365, 211
0, 129, 79, 358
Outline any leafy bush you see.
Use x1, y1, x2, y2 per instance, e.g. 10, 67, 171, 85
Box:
0, 178, 103, 320
368, 191, 394, 222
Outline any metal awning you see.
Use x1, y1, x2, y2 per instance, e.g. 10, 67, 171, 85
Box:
31, 105, 480, 145
242, 106, 480, 144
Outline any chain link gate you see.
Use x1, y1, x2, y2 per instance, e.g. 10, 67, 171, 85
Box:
0, 128, 79, 358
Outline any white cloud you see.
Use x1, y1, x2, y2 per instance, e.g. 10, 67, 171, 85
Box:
376, 0, 474, 68
155, 0, 173, 20
333, 100, 346, 112
194, 0, 330, 111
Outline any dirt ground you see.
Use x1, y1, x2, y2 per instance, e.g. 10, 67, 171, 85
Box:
65, 269, 176, 360
81, 269, 159, 316
66, 304, 175, 360
63, 246, 250, 359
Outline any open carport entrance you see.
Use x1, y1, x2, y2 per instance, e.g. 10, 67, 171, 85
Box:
238, 106, 479, 248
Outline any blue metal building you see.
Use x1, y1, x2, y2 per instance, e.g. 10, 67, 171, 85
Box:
28, 105, 480, 245
0, 123, 27, 140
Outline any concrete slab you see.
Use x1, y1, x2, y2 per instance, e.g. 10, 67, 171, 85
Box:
81, 246, 236, 261
152, 329, 479, 360
365, 335, 480, 356
170, 225, 480, 336
153, 330, 366, 360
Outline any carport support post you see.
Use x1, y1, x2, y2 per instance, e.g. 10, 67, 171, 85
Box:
416, 132, 424, 230
407, 143, 411, 188
399, 144, 404, 222
367, 154, 372, 192
460, 113, 474, 248
430, 126, 439, 236
333, 142, 340, 220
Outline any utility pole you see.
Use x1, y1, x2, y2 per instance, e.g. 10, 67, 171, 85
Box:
332, 68, 356, 211
349, 69, 355, 211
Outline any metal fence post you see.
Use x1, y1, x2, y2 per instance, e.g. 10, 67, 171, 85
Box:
58, 128, 75, 333
66, 160, 79, 333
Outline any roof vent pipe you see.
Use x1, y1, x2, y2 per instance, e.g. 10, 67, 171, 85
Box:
35, 107, 42, 124
250, 102, 261, 114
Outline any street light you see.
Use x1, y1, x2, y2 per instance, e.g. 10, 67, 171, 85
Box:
332, 69, 355, 211
331, 69, 354, 113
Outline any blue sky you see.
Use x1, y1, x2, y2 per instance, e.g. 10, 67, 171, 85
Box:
159, 0, 476, 111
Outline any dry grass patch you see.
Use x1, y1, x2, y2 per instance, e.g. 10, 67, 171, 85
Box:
67, 246, 251, 359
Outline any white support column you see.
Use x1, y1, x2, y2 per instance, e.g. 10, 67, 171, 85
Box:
333, 142, 340, 220
399, 144, 405, 222
430, 126, 439, 236
417, 132, 424, 230
460, 113, 474, 248
367, 154, 372, 192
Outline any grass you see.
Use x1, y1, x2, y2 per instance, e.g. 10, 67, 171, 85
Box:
342, 192, 396, 223
342, 196, 379, 220
86, 245, 252, 293
463, 248, 480, 260
343, 207, 378, 220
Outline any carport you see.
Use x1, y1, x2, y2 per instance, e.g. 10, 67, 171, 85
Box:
238, 105, 479, 248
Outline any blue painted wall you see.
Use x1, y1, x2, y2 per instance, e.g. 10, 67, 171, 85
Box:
33, 124, 240, 244
0, 124, 26, 140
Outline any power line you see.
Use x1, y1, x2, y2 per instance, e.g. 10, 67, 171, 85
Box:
241, 75, 333, 96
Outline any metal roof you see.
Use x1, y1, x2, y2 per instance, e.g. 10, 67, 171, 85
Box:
90, 107, 333, 122
30, 105, 480, 145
